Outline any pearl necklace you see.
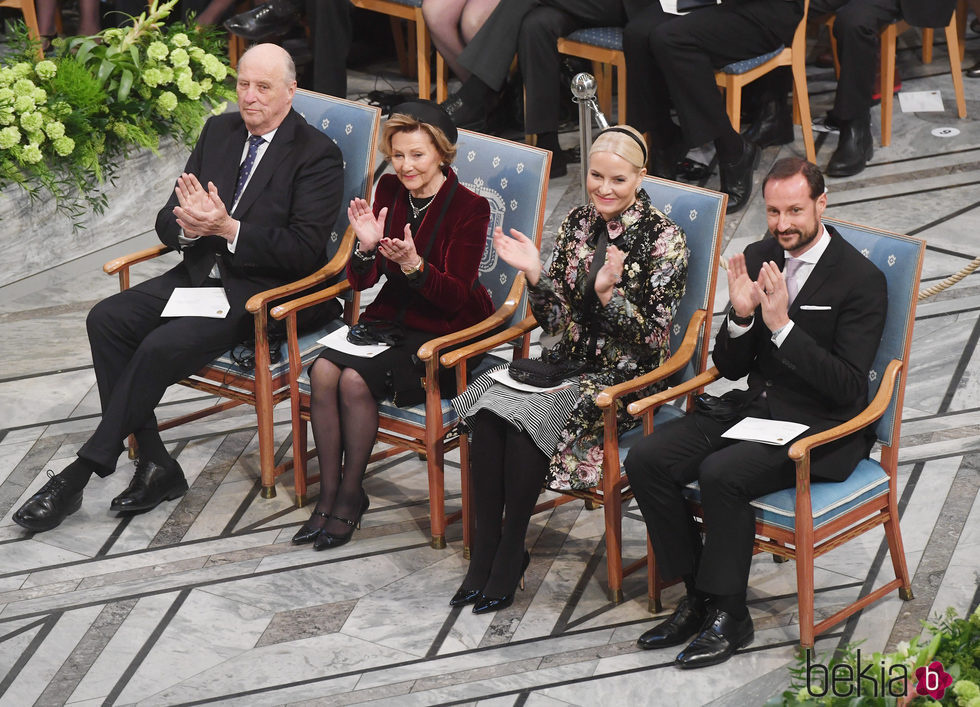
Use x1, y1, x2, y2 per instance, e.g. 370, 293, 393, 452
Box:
408, 193, 435, 219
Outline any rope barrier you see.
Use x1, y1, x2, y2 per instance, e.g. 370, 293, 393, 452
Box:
917, 256, 980, 300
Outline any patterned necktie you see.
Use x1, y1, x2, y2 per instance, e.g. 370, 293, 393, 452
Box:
784, 257, 804, 305
233, 135, 265, 205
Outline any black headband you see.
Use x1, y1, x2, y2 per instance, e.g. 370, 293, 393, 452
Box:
594, 127, 648, 162
390, 99, 458, 145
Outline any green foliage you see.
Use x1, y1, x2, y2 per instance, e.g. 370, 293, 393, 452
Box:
0, 0, 236, 229
766, 605, 980, 707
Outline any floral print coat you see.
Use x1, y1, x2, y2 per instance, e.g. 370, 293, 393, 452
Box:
528, 189, 688, 490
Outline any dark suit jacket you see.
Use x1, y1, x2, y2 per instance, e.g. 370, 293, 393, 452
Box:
148, 109, 345, 317
712, 225, 888, 481
348, 169, 495, 335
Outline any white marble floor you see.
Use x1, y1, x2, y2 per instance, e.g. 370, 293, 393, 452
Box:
2, 29, 980, 707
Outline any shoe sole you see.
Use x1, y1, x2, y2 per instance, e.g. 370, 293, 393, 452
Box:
109, 481, 189, 513
13, 493, 82, 533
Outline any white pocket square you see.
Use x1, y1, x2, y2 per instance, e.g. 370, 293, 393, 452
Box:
800, 305, 832, 310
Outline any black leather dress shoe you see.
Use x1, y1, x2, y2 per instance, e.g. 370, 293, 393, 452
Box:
223, 0, 302, 41
13, 471, 83, 532
719, 140, 761, 215
637, 595, 707, 650
742, 97, 794, 147
675, 609, 754, 669
110, 459, 188, 513
966, 62, 980, 79
439, 93, 487, 131
826, 117, 873, 178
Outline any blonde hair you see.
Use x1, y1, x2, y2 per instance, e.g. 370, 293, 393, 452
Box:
380, 114, 457, 165
589, 125, 647, 170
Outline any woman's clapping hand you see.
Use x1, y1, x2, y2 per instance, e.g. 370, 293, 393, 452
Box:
493, 226, 542, 286
348, 197, 386, 252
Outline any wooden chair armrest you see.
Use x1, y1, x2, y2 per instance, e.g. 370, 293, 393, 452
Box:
627, 366, 721, 417
788, 359, 902, 462
440, 314, 538, 368
270, 279, 353, 321
596, 310, 707, 409
417, 300, 520, 362
103, 244, 172, 275
418, 273, 525, 362
245, 227, 356, 314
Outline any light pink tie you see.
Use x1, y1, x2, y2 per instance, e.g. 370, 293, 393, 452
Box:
784, 257, 804, 305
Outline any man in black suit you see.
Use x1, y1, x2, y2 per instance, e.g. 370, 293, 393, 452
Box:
623, 0, 803, 214
811, 0, 957, 177
13, 43, 344, 533
624, 157, 887, 669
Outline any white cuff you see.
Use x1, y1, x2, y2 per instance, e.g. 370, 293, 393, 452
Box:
771, 320, 794, 347
226, 221, 241, 253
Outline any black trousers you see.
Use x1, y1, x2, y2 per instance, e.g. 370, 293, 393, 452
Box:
624, 397, 797, 597
308, 0, 351, 98
458, 0, 624, 135
623, 0, 801, 147
79, 272, 253, 473
811, 0, 902, 121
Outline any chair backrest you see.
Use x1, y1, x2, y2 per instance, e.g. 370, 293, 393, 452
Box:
640, 177, 726, 387
451, 130, 551, 323
822, 218, 924, 447
291, 90, 381, 264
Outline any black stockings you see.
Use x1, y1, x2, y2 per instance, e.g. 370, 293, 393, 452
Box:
308, 359, 379, 535
462, 410, 549, 597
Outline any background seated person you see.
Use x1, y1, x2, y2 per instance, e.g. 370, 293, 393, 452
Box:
624, 157, 888, 670
622, 0, 802, 213
439, 0, 654, 177
450, 126, 688, 614
292, 101, 495, 551
422, 0, 501, 82
808, 0, 957, 177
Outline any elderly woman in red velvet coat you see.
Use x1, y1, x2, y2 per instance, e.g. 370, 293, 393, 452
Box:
292, 100, 494, 551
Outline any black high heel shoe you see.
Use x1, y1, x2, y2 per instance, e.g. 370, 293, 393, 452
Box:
449, 587, 482, 607
472, 551, 530, 615
291, 509, 329, 545
313, 491, 370, 551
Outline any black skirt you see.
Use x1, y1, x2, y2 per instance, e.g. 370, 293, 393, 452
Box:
312, 325, 461, 407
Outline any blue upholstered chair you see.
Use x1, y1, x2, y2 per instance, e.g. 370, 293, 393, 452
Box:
633, 219, 925, 649
277, 130, 551, 548
446, 176, 728, 600
556, 27, 626, 126
713, 0, 815, 163
104, 91, 381, 501
349, 0, 432, 100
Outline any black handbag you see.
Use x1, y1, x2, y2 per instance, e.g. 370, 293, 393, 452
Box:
347, 320, 405, 346
508, 357, 586, 388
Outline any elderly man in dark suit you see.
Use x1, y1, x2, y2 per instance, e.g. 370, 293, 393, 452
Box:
811, 0, 957, 176
624, 157, 887, 669
13, 43, 344, 533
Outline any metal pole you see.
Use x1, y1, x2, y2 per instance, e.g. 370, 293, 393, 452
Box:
570, 72, 610, 201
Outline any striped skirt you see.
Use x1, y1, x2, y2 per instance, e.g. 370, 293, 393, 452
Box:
451, 365, 581, 459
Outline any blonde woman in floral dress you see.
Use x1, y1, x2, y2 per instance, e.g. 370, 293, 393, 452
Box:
451, 125, 689, 613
